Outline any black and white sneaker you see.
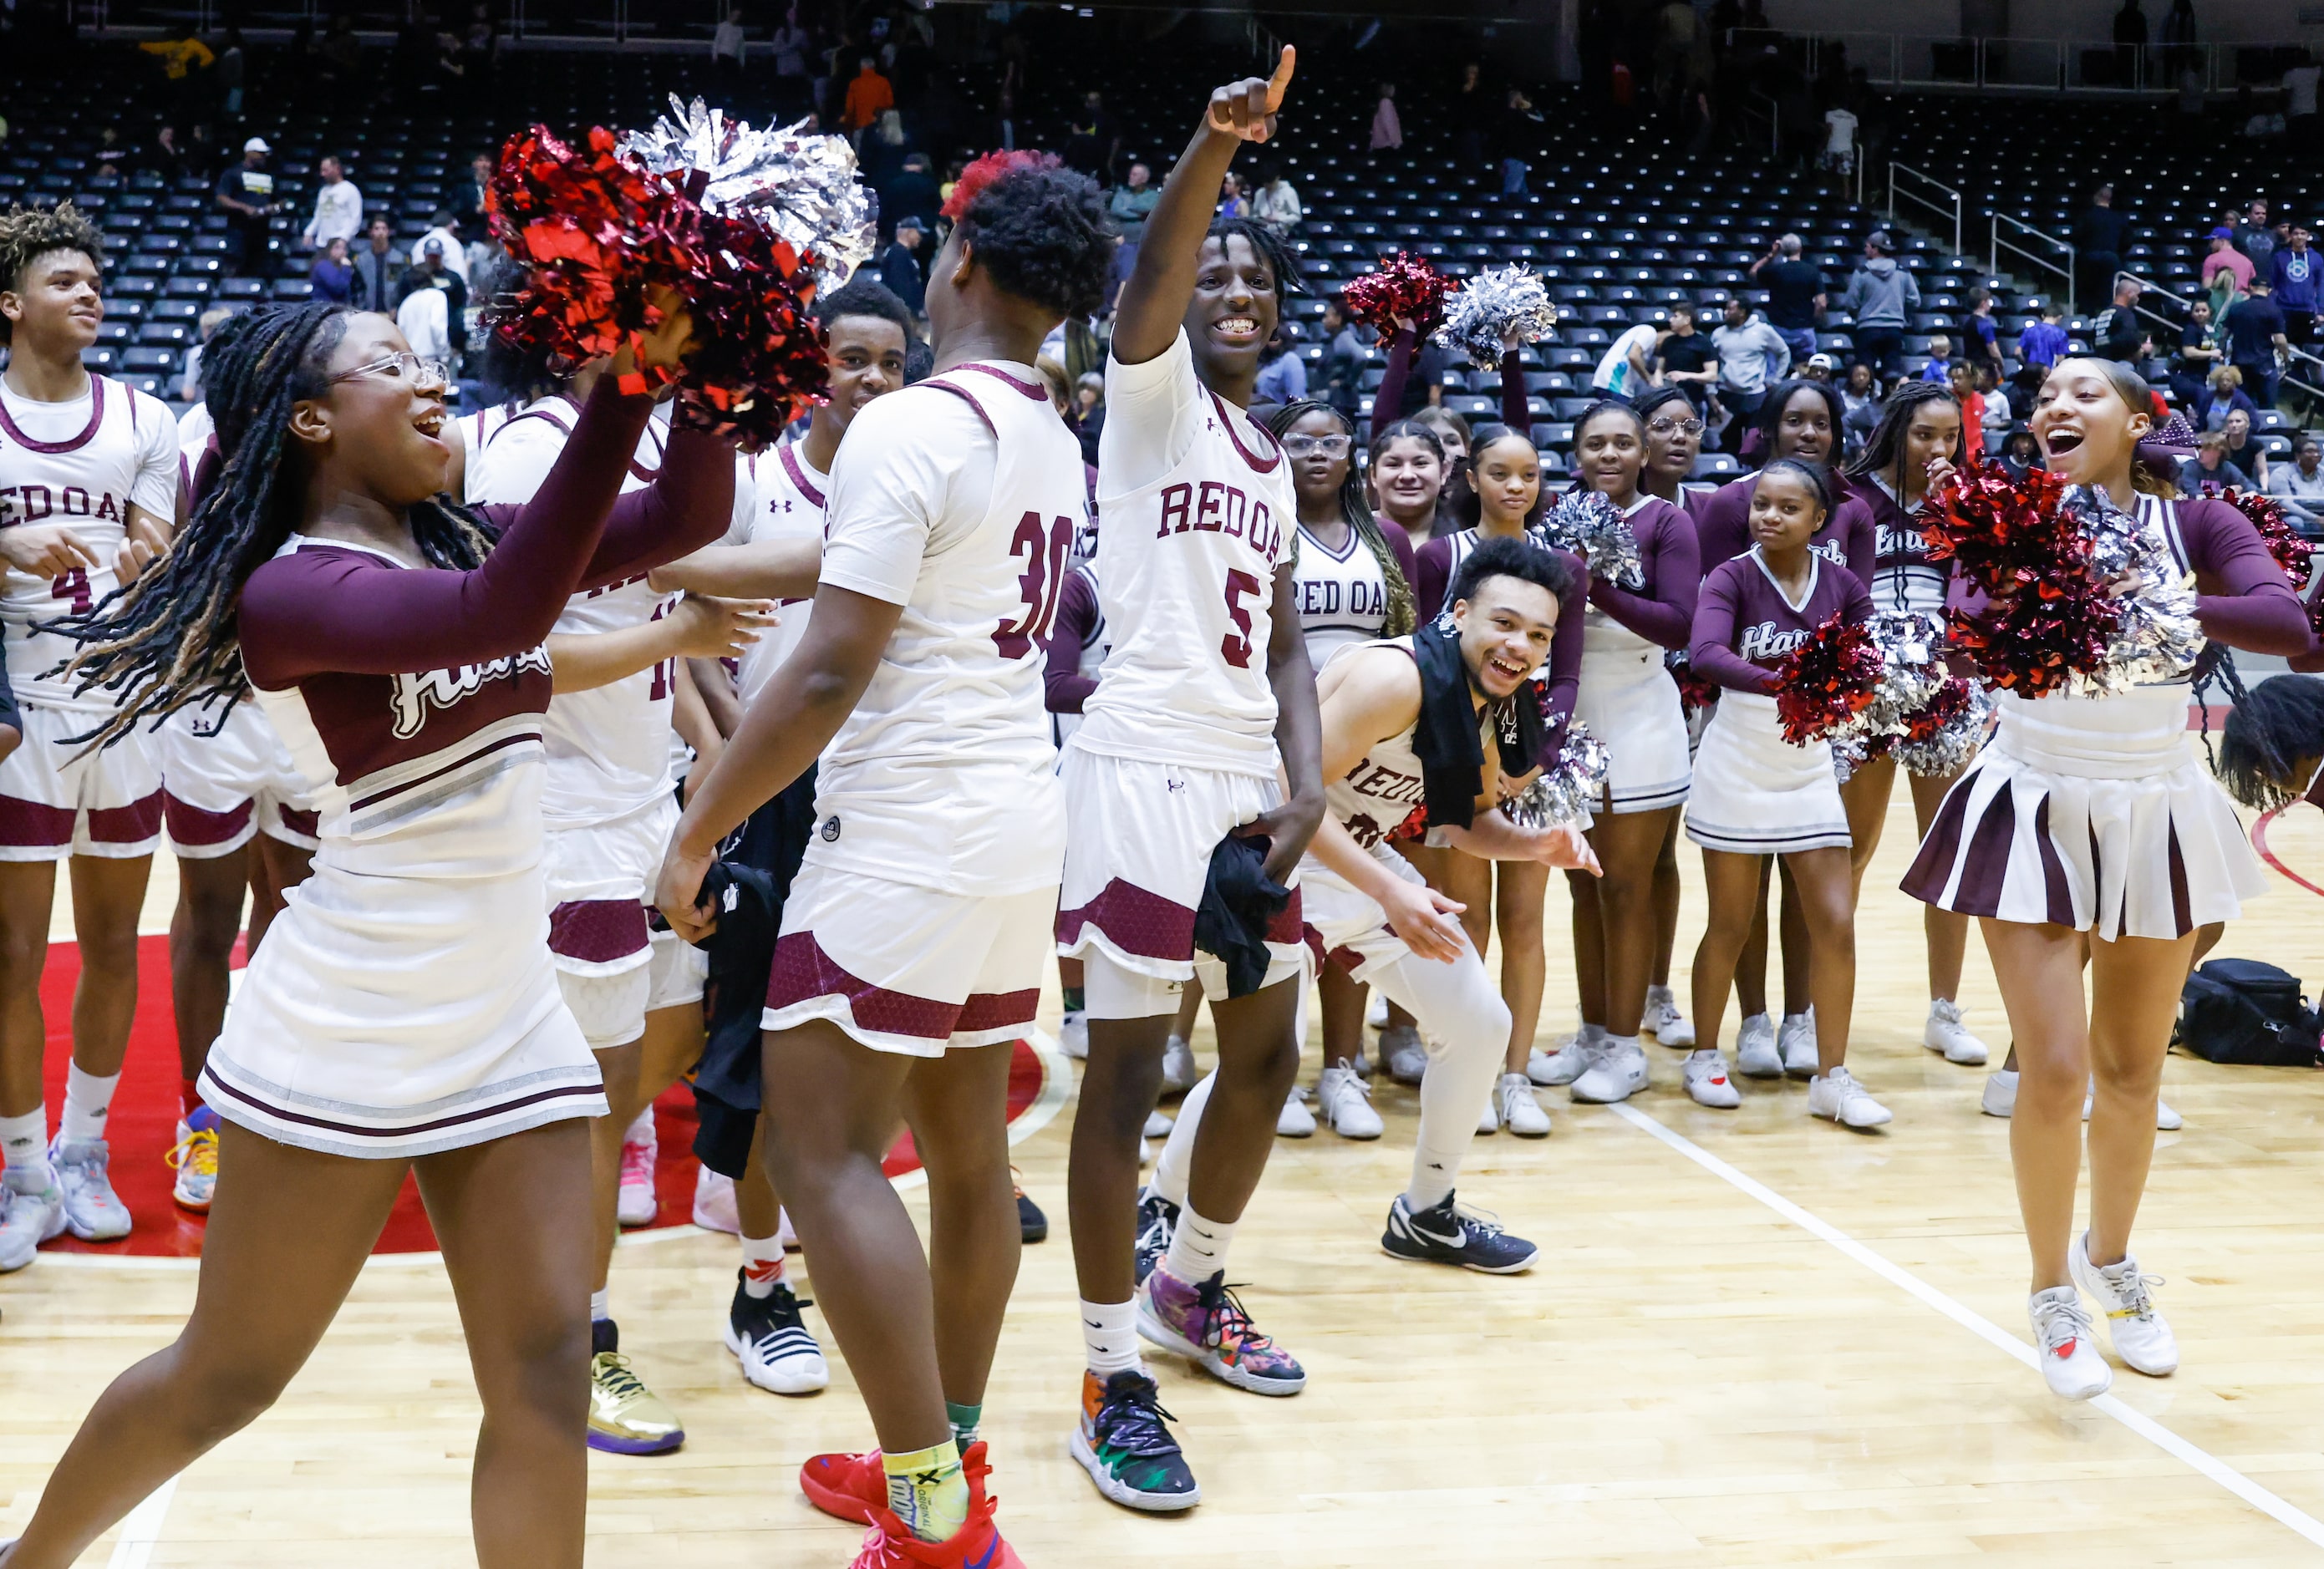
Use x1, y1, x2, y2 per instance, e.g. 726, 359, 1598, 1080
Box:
1132, 1187, 1179, 1287
722, 1270, 830, 1394
1380, 1191, 1538, 1274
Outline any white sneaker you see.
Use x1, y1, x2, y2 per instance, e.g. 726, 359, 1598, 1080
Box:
2081, 1079, 2184, 1130
616, 1111, 659, 1227
692, 1165, 740, 1236
1476, 1094, 1500, 1134
1571, 1038, 1649, 1104
1643, 986, 1695, 1048
1734, 1013, 1782, 1079
1060, 1009, 1089, 1060
2070, 1231, 2178, 1376
1778, 1010, 1818, 1079
1497, 1074, 1552, 1137
1807, 1065, 1891, 1129
1317, 1063, 1384, 1140
1922, 998, 1989, 1065
2029, 1285, 2113, 1399
1365, 991, 1390, 1029
48, 1137, 130, 1241
1381, 1025, 1427, 1084
1681, 1049, 1741, 1108
1276, 1086, 1316, 1138
1159, 1034, 1198, 1094
1981, 1069, 2018, 1118
1142, 1109, 1175, 1138
1528, 1029, 1598, 1087
0, 1166, 66, 1272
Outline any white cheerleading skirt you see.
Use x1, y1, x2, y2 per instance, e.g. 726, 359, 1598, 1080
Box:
1903, 684, 2264, 942
1684, 690, 1852, 856
1575, 620, 1691, 814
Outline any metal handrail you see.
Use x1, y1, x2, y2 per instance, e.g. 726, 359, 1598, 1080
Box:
1739, 89, 1780, 160
1889, 161, 1961, 258
1994, 215, 2074, 313
2116, 268, 2324, 414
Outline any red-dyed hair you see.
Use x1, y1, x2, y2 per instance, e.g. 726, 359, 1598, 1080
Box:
941, 150, 1062, 223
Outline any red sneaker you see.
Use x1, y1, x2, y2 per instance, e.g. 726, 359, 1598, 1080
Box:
849, 1445, 1022, 1569
801, 1447, 887, 1524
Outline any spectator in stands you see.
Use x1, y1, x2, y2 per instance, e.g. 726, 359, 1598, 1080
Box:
1072, 372, 1106, 466
879, 215, 926, 317
214, 136, 278, 278
1060, 89, 1118, 182
1254, 325, 1307, 405
712, 8, 746, 79
1215, 172, 1249, 221
2195, 363, 2256, 430
394, 235, 470, 328
2224, 274, 2290, 406
1655, 302, 1717, 409
2270, 225, 2322, 349
409, 209, 470, 284
300, 155, 363, 252
1253, 170, 1302, 233
2112, 0, 2148, 88
2178, 430, 2250, 496
140, 27, 216, 124
1821, 101, 1859, 176
2204, 225, 2254, 320
2018, 302, 2069, 376
2160, 0, 2198, 74
2235, 198, 2279, 277
1750, 233, 1824, 366
2222, 406, 2271, 489
2072, 183, 2129, 312
2093, 277, 2151, 367
1838, 230, 1915, 382
1453, 61, 1491, 166
1318, 299, 1367, 419
1997, 426, 2044, 481
1711, 297, 1791, 451
1956, 287, 2002, 379
180, 304, 235, 402
1802, 353, 1836, 383
2169, 297, 2223, 410
2288, 53, 2321, 141
349, 215, 399, 314
1370, 83, 1402, 153
1920, 334, 1955, 383
1108, 163, 1158, 246
1593, 317, 1661, 399
318, 13, 361, 82
2267, 434, 2324, 524
884, 153, 940, 236
1839, 361, 1879, 458
842, 56, 893, 146
1976, 363, 2016, 446
459, 153, 493, 236
212, 26, 247, 122
771, 8, 813, 115
394, 272, 455, 373
308, 235, 353, 304
1498, 86, 1541, 197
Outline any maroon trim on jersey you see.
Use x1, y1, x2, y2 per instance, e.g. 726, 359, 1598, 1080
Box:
777, 441, 826, 509
276, 805, 321, 840
164, 791, 255, 848
548, 899, 651, 964
1208, 390, 1283, 475
916, 377, 996, 435
0, 374, 106, 454
764, 932, 1035, 1040
202, 1064, 605, 1143
345, 727, 542, 813
629, 421, 665, 485
1056, 876, 1304, 962
947, 362, 1049, 401
89, 791, 165, 844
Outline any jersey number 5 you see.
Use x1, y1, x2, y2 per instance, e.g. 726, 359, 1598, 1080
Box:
994, 511, 1074, 659
1220, 569, 1262, 669
51, 570, 93, 615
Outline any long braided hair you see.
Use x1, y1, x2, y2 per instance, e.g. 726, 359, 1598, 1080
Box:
1843, 380, 1960, 501
53, 302, 498, 750
1262, 399, 1415, 638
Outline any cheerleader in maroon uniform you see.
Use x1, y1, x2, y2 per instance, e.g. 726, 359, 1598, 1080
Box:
1902, 359, 2311, 1400
1687, 460, 1890, 1129
1368, 418, 1453, 559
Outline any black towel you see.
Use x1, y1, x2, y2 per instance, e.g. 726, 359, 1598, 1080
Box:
1193, 831, 1294, 999
1409, 614, 1545, 831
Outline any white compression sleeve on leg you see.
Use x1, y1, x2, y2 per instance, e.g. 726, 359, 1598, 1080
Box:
1373, 948, 1511, 1211
1150, 1069, 1213, 1210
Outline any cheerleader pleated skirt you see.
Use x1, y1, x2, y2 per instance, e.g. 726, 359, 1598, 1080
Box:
1575, 623, 1691, 814
1902, 685, 2264, 942
1683, 690, 1851, 856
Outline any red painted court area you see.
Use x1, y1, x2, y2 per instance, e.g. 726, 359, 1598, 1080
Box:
40, 935, 1046, 1259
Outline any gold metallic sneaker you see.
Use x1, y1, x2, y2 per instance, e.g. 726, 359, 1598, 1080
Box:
587, 1352, 685, 1455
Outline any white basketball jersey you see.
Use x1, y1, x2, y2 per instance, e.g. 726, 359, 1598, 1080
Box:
465, 394, 676, 825
808, 360, 1082, 897
1079, 333, 1297, 779
456, 402, 524, 499
0, 373, 179, 713
738, 438, 830, 705
1294, 520, 1391, 667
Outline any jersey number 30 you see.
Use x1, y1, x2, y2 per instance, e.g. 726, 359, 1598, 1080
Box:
993, 512, 1075, 659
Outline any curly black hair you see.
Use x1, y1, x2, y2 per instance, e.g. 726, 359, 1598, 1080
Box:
954, 165, 1116, 321
0, 201, 106, 346
816, 275, 915, 334
2220, 672, 2324, 811
1206, 214, 1306, 299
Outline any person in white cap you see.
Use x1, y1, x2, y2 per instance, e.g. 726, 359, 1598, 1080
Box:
212, 137, 277, 277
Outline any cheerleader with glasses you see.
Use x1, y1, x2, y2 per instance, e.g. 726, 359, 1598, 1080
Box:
1902, 359, 2311, 1400
1834, 382, 1994, 1069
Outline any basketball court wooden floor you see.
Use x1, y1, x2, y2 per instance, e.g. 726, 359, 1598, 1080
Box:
6, 789, 2324, 1566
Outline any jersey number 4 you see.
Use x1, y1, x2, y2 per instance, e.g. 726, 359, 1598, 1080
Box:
994, 512, 1075, 659
51, 570, 93, 615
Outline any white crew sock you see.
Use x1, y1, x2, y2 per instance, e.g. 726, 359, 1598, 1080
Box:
1080, 1296, 1142, 1378
1161, 1204, 1237, 1284
0, 1107, 49, 1183
589, 1286, 612, 1324
623, 1104, 656, 1145
59, 1064, 121, 1145
740, 1233, 786, 1298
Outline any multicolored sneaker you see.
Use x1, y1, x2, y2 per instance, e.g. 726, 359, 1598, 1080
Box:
167, 1107, 222, 1213
848, 1444, 1024, 1569
1131, 1189, 1178, 1287
1069, 1368, 1200, 1511
1137, 1268, 1305, 1396
801, 1446, 889, 1524
587, 1336, 685, 1455
49, 1136, 130, 1241
616, 1116, 659, 1228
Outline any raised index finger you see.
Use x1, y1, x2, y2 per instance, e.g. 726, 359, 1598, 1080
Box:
1265, 44, 1296, 110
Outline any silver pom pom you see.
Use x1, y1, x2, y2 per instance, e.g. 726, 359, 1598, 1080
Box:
1859, 610, 1951, 738
621, 94, 879, 287
1501, 721, 1609, 830
2065, 487, 2204, 693
1432, 263, 1558, 366
1534, 490, 1645, 590
1892, 682, 1994, 778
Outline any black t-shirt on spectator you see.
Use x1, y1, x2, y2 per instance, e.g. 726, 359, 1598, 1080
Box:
1398, 342, 1452, 418
2096, 305, 2147, 364
1660, 333, 1713, 377
2073, 205, 2129, 257
2175, 320, 2213, 369
1762, 260, 1823, 331
2225, 294, 2286, 363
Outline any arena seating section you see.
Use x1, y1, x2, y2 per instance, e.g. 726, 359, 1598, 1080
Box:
1, 43, 2311, 479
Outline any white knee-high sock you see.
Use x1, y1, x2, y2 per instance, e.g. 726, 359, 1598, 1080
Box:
1080, 1297, 1142, 1377
1150, 1069, 1213, 1210
1377, 951, 1510, 1211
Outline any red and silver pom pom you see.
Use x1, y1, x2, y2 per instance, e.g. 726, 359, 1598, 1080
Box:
1774, 612, 1884, 746
1502, 720, 1610, 830
1890, 678, 1993, 779
1432, 262, 1555, 365
1342, 252, 1451, 334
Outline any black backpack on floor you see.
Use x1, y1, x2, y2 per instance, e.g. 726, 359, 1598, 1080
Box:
2174, 959, 2324, 1067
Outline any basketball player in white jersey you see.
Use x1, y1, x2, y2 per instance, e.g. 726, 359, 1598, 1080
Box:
658, 153, 1113, 1569
468, 353, 773, 1456
0, 205, 180, 1267
1055, 56, 1326, 1514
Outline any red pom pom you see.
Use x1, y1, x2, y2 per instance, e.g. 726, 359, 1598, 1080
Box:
1773, 612, 1883, 745
2221, 485, 2313, 588
1921, 459, 2120, 698
1342, 252, 1452, 333
942, 150, 1061, 223
1671, 658, 1721, 713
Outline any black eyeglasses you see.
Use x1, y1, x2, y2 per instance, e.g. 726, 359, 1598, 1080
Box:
328, 352, 448, 388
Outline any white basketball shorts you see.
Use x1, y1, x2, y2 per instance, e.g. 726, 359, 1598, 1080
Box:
161, 698, 320, 859
0, 703, 163, 861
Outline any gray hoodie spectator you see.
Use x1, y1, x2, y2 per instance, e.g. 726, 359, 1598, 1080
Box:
1711, 303, 1792, 399
1837, 248, 1921, 328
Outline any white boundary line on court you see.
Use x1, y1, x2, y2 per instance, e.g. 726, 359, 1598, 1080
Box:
1610, 1101, 2324, 1549
103, 1476, 177, 1569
